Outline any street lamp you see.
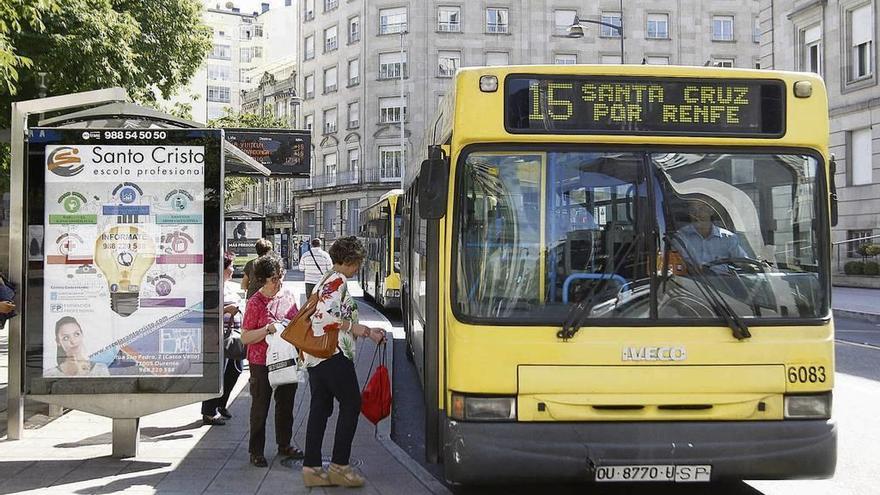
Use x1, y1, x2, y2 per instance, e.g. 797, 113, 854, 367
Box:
568, 12, 624, 63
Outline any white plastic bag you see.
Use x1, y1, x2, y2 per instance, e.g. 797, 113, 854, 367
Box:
266, 330, 305, 388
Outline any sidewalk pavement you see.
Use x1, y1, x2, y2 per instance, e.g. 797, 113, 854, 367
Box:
0, 280, 449, 495
832, 286, 880, 322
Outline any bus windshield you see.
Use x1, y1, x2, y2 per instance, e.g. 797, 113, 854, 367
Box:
454, 149, 827, 323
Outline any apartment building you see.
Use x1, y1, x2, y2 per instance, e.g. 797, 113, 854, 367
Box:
273, 0, 763, 241
760, 0, 880, 281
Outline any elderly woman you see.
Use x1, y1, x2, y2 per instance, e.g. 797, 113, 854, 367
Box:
302, 236, 386, 488
201, 251, 244, 425
241, 254, 303, 467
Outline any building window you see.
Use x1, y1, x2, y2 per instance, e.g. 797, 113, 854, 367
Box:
324, 152, 338, 184
847, 229, 875, 257
323, 107, 338, 134
439, 6, 461, 32
849, 4, 873, 81
304, 35, 315, 60
439, 50, 461, 77
646, 55, 670, 65
304, 74, 315, 99
324, 25, 338, 52
324, 0, 337, 12
379, 51, 407, 79
554, 53, 577, 65
800, 25, 822, 75
207, 65, 230, 81
379, 96, 406, 123
600, 12, 621, 37
207, 85, 230, 103
486, 7, 509, 33
304, 0, 315, 21
323, 66, 337, 93
600, 54, 622, 64
849, 127, 873, 185
349, 16, 360, 43
348, 58, 360, 86
753, 16, 760, 43
713, 58, 734, 67
304, 114, 314, 131
254, 24, 263, 38
646, 13, 668, 39
712, 15, 734, 41
485, 51, 509, 66
348, 101, 359, 128
380, 7, 407, 35
554, 9, 576, 36
210, 44, 231, 60
349, 148, 360, 175
379, 146, 403, 179
239, 69, 250, 84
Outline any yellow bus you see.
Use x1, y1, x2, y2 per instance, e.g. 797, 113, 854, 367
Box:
400, 65, 837, 484
360, 189, 403, 309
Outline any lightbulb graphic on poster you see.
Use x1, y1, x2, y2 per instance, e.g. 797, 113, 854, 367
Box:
42, 144, 205, 378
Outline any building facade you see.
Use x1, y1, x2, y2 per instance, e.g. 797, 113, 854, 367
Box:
760, 0, 880, 279
285, 0, 762, 242
166, 1, 296, 123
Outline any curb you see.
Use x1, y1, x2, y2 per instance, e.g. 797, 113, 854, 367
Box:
833, 308, 880, 323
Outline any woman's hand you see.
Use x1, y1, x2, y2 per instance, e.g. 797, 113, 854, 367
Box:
368, 327, 387, 344
0, 301, 14, 314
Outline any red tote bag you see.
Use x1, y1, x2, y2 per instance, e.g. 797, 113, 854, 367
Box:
361, 343, 392, 425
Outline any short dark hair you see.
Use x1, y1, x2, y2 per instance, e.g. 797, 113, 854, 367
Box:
328, 236, 365, 266
255, 238, 273, 256
223, 251, 235, 270
311, 238, 321, 248
253, 254, 283, 286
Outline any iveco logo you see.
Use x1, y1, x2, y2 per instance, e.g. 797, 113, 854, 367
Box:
622, 346, 687, 361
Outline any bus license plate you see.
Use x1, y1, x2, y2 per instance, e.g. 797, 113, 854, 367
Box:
594, 465, 712, 482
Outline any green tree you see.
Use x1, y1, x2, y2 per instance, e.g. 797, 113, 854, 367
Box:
208, 108, 289, 209
0, 0, 57, 95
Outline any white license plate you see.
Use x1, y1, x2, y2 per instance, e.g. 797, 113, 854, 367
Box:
594, 464, 712, 482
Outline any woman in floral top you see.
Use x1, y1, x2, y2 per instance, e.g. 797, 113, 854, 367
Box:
240, 255, 303, 468
302, 237, 386, 488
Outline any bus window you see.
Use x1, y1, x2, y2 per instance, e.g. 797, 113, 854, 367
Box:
653, 152, 825, 319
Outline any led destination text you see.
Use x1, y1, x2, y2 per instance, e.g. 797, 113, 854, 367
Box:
506, 76, 785, 136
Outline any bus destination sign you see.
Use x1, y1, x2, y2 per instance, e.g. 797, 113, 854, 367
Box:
505, 76, 785, 137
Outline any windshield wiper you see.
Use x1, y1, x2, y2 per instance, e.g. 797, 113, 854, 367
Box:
666, 232, 751, 340
558, 232, 643, 341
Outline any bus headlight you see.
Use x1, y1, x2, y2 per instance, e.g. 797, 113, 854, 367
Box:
784, 393, 832, 419
385, 289, 400, 298
451, 393, 516, 421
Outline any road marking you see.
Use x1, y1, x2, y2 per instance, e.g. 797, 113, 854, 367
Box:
836, 339, 880, 350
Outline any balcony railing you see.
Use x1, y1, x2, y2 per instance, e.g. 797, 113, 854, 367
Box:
291, 167, 400, 191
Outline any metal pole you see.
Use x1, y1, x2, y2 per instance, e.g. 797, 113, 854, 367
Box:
400, 29, 407, 187
619, 0, 624, 62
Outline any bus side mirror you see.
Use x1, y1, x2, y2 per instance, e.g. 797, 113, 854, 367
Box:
418, 147, 449, 220
829, 155, 839, 227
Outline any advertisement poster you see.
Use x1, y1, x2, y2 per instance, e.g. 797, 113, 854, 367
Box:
225, 219, 263, 269
42, 143, 205, 378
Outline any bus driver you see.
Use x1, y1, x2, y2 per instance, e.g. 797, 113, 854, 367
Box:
675, 201, 747, 266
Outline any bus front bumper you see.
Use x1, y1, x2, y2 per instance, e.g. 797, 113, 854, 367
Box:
443, 419, 836, 483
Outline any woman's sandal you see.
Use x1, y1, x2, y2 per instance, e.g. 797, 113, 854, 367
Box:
302, 466, 333, 487
328, 463, 365, 488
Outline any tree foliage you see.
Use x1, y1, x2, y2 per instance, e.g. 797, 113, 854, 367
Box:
208, 109, 290, 209
0, 0, 211, 129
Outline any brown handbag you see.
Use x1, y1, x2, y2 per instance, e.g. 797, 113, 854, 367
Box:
280, 277, 340, 359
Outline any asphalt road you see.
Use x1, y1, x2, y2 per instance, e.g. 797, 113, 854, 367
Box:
380, 307, 880, 495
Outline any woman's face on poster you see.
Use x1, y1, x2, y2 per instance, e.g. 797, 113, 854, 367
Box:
57, 322, 83, 355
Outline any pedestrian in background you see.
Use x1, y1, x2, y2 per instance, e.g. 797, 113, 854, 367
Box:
241, 254, 304, 467
241, 238, 273, 299
201, 251, 243, 425
301, 237, 386, 488
298, 238, 332, 296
